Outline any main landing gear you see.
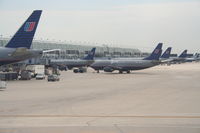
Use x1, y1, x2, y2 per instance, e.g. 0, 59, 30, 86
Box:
118, 70, 131, 74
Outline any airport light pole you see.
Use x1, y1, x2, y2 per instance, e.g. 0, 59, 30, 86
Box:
102, 44, 110, 57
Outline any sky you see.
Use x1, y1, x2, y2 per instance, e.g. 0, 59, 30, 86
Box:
0, 0, 200, 53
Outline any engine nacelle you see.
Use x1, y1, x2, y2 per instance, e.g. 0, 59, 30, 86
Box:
103, 66, 114, 72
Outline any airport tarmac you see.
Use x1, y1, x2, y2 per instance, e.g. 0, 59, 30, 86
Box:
0, 63, 200, 133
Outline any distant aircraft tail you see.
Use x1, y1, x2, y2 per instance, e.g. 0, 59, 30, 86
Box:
83, 48, 96, 60
179, 50, 187, 58
5, 10, 42, 49
144, 43, 163, 60
161, 47, 172, 59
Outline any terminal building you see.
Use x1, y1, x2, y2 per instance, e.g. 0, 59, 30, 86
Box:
0, 37, 146, 65
0, 38, 143, 59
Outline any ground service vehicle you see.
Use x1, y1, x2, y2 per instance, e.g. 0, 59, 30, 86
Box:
20, 70, 31, 80
36, 74, 45, 80
47, 74, 60, 82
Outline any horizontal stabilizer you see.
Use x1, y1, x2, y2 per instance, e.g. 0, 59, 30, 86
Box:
11, 48, 30, 57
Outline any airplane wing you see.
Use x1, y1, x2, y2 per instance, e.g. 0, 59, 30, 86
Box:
160, 58, 174, 63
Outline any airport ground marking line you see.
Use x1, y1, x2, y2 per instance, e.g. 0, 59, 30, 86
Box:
0, 115, 200, 119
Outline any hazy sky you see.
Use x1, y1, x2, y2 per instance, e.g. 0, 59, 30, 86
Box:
0, 0, 200, 53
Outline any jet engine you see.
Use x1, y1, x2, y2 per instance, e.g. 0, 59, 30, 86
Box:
103, 66, 114, 72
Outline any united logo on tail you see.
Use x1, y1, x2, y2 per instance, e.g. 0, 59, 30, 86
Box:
24, 22, 36, 32
154, 49, 160, 54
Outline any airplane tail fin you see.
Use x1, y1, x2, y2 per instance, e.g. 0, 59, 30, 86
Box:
5, 10, 42, 49
144, 43, 163, 60
83, 48, 96, 60
179, 50, 187, 58
161, 47, 172, 59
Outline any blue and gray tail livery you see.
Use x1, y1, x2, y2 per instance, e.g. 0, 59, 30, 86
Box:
5, 10, 42, 49
144, 43, 163, 60
83, 48, 96, 60
179, 50, 187, 58
161, 47, 172, 59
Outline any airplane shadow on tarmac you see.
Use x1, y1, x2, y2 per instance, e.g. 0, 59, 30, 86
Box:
98, 72, 157, 75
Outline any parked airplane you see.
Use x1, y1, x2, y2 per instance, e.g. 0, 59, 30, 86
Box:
0, 10, 42, 66
184, 54, 200, 62
170, 50, 187, 64
160, 47, 172, 65
50, 48, 96, 72
160, 47, 172, 60
90, 43, 163, 73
